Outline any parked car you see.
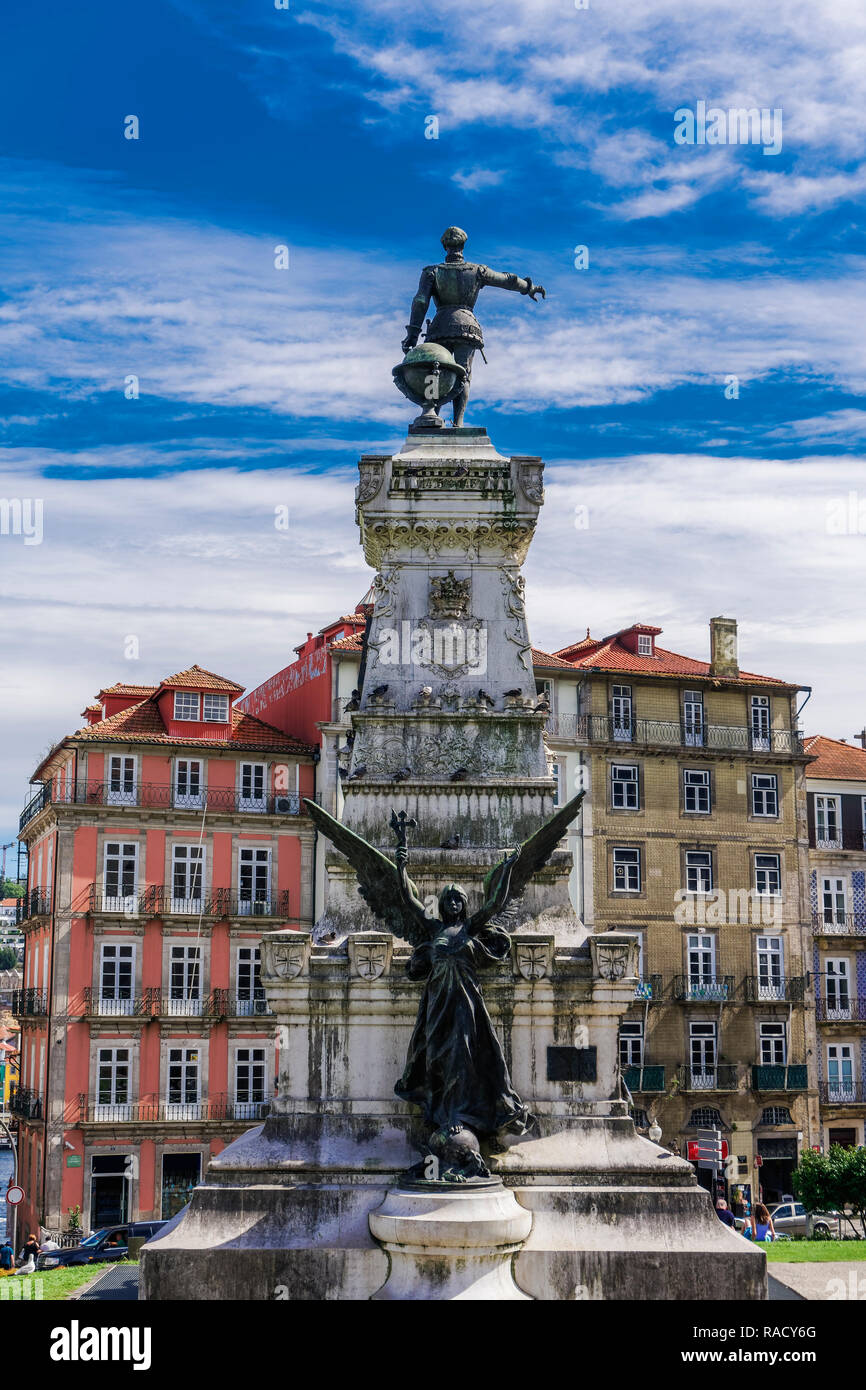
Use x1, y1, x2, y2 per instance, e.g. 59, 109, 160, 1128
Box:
37, 1220, 166, 1269
768, 1202, 839, 1239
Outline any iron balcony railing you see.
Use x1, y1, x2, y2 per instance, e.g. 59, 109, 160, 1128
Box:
10, 1086, 43, 1119
751, 1064, 808, 1091
16, 890, 51, 922
634, 974, 663, 1002
819, 1081, 866, 1104
77, 1093, 270, 1124
744, 976, 807, 1004
622, 1065, 665, 1092
20, 780, 305, 831
673, 975, 734, 1003
812, 912, 866, 937
816, 998, 866, 1023
80, 988, 249, 1019
89, 884, 291, 921
81, 988, 159, 1018
10, 988, 48, 1017
544, 712, 802, 755
209, 988, 273, 1019
675, 1064, 740, 1092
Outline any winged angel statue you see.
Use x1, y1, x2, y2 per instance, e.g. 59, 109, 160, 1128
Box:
304, 791, 584, 1181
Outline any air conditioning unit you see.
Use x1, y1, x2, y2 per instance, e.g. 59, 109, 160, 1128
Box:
274, 796, 296, 814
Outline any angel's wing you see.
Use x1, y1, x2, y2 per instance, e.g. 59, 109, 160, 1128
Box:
304, 799, 432, 947
478, 790, 585, 922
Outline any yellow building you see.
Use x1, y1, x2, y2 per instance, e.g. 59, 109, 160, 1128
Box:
539, 616, 820, 1204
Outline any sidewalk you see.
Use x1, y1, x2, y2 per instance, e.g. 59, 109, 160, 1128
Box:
768, 1260, 865, 1301
74, 1264, 140, 1301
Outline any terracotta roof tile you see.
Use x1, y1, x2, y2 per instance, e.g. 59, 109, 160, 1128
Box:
553, 631, 795, 687
96, 682, 158, 699
531, 647, 581, 671
330, 633, 364, 652
804, 735, 866, 780
68, 700, 313, 754
157, 665, 244, 693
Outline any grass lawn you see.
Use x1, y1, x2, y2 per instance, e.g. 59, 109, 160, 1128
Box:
0, 1260, 135, 1301
758, 1241, 866, 1263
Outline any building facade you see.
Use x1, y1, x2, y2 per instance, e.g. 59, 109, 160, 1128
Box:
541, 617, 820, 1203
14, 665, 315, 1238
804, 735, 866, 1150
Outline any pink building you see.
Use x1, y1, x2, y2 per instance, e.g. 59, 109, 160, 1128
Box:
14, 665, 315, 1238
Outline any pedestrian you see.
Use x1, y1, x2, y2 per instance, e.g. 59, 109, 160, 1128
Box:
40, 1234, 59, 1251
749, 1202, 777, 1242
715, 1198, 736, 1228
0, 1238, 14, 1274
18, 1232, 40, 1267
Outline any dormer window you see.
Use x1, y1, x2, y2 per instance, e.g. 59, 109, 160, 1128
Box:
637, 634, 653, 656
203, 694, 229, 723
174, 692, 200, 721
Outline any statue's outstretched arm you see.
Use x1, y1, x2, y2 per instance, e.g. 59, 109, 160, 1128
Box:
403, 266, 436, 350
395, 843, 428, 918
480, 265, 546, 301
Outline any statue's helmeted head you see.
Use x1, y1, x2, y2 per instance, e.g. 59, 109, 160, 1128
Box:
438, 883, 469, 922
441, 226, 468, 253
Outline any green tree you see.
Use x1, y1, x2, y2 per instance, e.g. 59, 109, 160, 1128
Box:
0, 945, 18, 970
1, 880, 24, 899
793, 1145, 866, 1239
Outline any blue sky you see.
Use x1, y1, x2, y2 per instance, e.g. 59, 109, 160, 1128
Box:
2, 0, 866, 849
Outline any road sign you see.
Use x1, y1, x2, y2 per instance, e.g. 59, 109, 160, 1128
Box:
5, 1185, 24, 1205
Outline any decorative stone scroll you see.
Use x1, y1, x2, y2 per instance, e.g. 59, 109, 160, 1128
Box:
511, 934, 554, 981
590, 933, 639, 983
347, 931, 393, 980
261, 930, 311, 981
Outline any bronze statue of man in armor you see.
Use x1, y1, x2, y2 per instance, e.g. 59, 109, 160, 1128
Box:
401, 227, 546, 427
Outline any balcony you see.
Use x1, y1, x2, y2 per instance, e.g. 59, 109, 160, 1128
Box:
675, 1064, 740, 1092
816, 998, 866, 1023
16, 890, 51, 922
77, 1093, 270, 1125
81, 988, 158, 1018
10, 988, 48, 1017
812, 912, 866, 938
744, 976, 807, 1004
673, 975, 734, 1003
623, 1065, 665, 1092
10, 1086, 43, 1119
544, 712, 802, 756
89, 885, 291, 921
210, 988, 273, 1019
751, 1064, 808, 1091
634, 974, 663, 1002
818, 1081, 866, 1105
80, 988, 247, 1020
20, 779, 307, 831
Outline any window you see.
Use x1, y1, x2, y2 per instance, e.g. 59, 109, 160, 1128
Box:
99, 944, 135, 1015
815, 795, 841, 849
821, 876, 847, 925
686, 933, 717, 990
683, 769, 710, 814
687, 1107, 724, 1129
167, 1047, 200, 1112
751, 695, 771, 751
824, 959, 851, 1019
173, 692, 200, 721
683, 691, 704, 747
689, 1021, 717, 1087
619, 1021, 643, 1068
685, 850, 713, 894
612, 847, 641, 892
637, 634, 653, 656
202, 693, 229, 723
107, 755, 136, 807
171, 845, 204, 914
236, 946, 266, 1015
611, 685, 633, 742
239, 848, 272, 914
759, 1022, 787, 1066
103, 842, 138, 911
234, 1046, 267, 1119
168, 945, 201, 1016
755, 853, 781, 896
827, 1043, 855, 1102
174, 759, 204, 810
760, 1107, 793, 1126
549, 760, 562, 806
95, 1047, 130, 1118
611, 764, 639, 810
239, 762, 267, 812
756, 936, 784, 999
751, 773, 778, 817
